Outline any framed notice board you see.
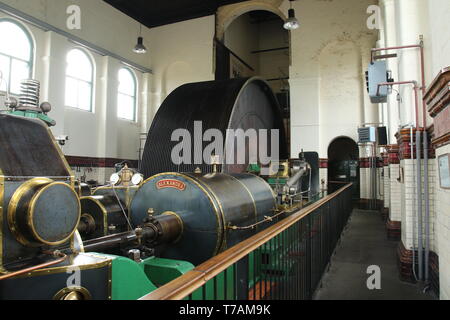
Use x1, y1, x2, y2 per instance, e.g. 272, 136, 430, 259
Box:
438, 154, 450, 189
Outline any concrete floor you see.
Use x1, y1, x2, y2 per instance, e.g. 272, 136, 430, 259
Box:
314, 209, 435, 300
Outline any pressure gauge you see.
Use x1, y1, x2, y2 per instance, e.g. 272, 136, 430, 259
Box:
131, 173, 144, 186
110, 173, 121, 185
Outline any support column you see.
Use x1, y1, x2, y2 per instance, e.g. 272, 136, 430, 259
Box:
395, 0, 428, 126
380, 0, 400, 143
386, 144, 401, 240
381, 152, 390, 221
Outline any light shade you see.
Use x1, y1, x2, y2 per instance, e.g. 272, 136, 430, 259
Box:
133, 36, 147, 54
284, 8, 300, 30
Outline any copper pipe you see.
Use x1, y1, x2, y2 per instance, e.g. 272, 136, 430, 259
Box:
0, 251, 67, 281
371, 40, 426, 128
420, 41, 427, 128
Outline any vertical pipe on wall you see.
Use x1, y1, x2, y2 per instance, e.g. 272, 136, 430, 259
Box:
371, 143, 377, 210
423, 129, 429, 281
415, 129, 423, 281
410, 125, 417, 280
419, 39, 430, 284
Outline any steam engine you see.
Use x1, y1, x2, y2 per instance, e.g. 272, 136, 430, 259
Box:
0, 77, 319, 300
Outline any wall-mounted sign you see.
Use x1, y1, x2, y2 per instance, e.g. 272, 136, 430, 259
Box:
438, 154, 450, 189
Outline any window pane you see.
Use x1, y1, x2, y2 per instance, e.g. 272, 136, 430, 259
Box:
65, 77, 79, 108
118, 69, 135, 95
65, 49, 93, 112
78, 81, 92, 111
0, 55, 10, 92
117, 93, 135, 120
0, 21, 32, 61
10, 59, 30, 94
66, 49, 93, 81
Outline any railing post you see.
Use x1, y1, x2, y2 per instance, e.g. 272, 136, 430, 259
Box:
306, 214, 312, 299
235, 257, 249, 300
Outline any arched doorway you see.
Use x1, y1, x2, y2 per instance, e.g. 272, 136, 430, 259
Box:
215, 9, 291, 151
327, 137, 360, 198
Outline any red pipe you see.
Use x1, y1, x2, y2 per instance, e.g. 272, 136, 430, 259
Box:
420, 42, 427, 128
371, 41, 427, 128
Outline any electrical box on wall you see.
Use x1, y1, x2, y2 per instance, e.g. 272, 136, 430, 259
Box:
366, 61, 390, 103
358, 126, 388, 145
377, 127, 388, 146
358, 127, 377, 144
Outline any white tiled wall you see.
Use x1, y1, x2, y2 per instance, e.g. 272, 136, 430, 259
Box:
360, 167, 368, 199
400, 159, 436, 253
384, 165, 390, 208
360, 167, 384, 201
377, 167, 383, 201
389, 164, 402, 222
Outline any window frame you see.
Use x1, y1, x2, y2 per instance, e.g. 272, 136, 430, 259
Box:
0, 18, 35, 95
117, 67, 138, 122
64, 48, 95, 112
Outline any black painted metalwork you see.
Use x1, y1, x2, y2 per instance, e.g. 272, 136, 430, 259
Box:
141, 184, 353, 300
140, 78, 288, 177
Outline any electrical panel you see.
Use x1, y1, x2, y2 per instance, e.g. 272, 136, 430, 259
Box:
366, 61, 390, 103
358, 127, 377, 144
358, 126, 388, 145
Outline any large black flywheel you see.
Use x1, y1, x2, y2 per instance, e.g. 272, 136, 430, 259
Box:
140, 77, 288, 177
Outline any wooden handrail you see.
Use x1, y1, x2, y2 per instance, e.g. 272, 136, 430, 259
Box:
140, 183, 353, 300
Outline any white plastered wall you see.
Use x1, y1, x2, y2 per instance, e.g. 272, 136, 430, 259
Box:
0, 0, 152, 170
288, 0, 378, 159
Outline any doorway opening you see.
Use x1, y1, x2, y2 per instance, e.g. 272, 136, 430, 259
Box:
327, 137, 360, 199
215, 10, 291, 148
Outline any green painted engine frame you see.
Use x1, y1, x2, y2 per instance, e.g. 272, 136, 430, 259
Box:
7, 110, 56, 127
97, 254, 195, 300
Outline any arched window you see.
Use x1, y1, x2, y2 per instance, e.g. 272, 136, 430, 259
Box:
0, 19, 34, 94
117, 68, 137, 121
65, 48, 94, 112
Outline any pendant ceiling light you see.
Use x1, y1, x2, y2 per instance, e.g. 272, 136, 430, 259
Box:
133, 24, 147, 54
284, 0, 300, 30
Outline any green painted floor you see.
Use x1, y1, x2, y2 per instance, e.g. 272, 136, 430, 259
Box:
314, 209, 435, 300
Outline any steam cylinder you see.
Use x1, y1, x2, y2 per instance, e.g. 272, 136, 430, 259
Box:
130, 172, 276, 265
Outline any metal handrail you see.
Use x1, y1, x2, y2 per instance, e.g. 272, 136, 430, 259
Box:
140, 183, 353, 300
